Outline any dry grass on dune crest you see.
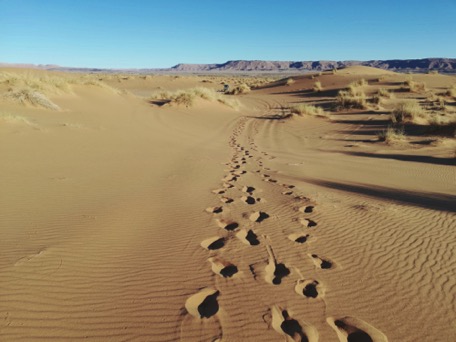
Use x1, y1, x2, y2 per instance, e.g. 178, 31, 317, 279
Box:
0, 71, 126, 110
150, 87, 240, 108
289, 104, 328, 118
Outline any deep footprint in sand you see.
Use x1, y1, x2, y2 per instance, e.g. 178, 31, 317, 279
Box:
212, 189, 225, 195
301, 218, 317, 228
185, 288, 220, 319
216, 218, 239, 231
236, 229, 260, 246
265, 245, 290, 285
299, 206, 315, 214
220, 197, 233, 204
288, 233, 310, 244
208, 257, 238, 278
327, 316, 388, 342
242, 186, 255, 194
249, 211, 269, 222
241, 196, 256, 205
200, 236, 225, 250
295, 279, 324, 299
206, 206, 223, 214
282, 190, 293, 195
270, 305, 318, 342
310, 254, 333, 269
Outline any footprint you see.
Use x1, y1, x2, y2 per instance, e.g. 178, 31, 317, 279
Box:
282, 190, 293, 195
220, 197, 233, 204
310, 254, 333, 269
200, 236, 225, 250
249, 211, 269, 222
223, 175, 237, 182
206, 206, 223, 214
299, 206, 314, 213
288, 233, 309, 244
208, 257, 238, 278
236, 229, 260, 246
241, 196, 256, 205
185, 288, 220, 319
295, 280, 324, 299
327, 317, 388, 342
270, 305, 318, 342
212, 189, 225, 195
300, 219, 317, 228
216, 219, 239, 231
222, 183, 234, 189
242, 186, 255, 193
265, 245, 290, 285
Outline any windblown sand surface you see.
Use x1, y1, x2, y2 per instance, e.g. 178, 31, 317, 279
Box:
1, 67, 455, 341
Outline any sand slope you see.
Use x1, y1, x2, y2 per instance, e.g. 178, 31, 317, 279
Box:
0, 68, 455, 341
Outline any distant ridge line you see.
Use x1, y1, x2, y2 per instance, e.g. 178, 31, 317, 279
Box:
1, 58, 455, 74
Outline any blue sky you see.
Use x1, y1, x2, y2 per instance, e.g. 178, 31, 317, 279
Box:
1, 0, 455, 68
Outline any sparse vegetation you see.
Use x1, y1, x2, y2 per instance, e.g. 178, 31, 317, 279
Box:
313, 81, 322, 92
445, 85, 456, 98
377, 126, 406, 144
285, 78, 295, 86
289, 104, 327, 117
350, 79, 368, 87
391, 100, 425, 123
226, 83, 251, 95
2, 88, 61, 110
336, 83, 367, 109
150, 87, 239, 108
403, 78, 426, 93
378, 88, 394, 99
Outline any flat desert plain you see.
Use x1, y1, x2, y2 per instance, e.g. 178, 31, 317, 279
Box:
0, 67, 455, 341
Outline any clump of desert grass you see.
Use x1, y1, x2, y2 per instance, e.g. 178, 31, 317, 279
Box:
0, 111, 35, 126
403, 78, 426, 93
150, 87, 239, 108
285, 78, 295, 86
226, 83, 251, 95
391, 100, 425, 123
377, 88, 394, 99
289, 104, 327, 117
350, 79, 368, 87
2, 88, 61, 110
313, 81, 323, 92
445, 85, 456, 98
336, 83, 368, 110
377, 126, 406, 144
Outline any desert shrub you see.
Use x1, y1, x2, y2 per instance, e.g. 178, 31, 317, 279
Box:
313, 81, 322, 92
445, 85, 456, 98
336, 84, 367, 109
286, 78, 295, 86
378, 88, 394, 98
150, 87, 239, 109
404, 79, 426, 92
391, 101, 425, 123
226, 83, 251, 95
377, 126, 405, 144
3, 88, 60, 110
350, 79, 368, 87
289, 104, 326, 117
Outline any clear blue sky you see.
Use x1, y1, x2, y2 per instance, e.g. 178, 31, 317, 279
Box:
1, 0, 455, 68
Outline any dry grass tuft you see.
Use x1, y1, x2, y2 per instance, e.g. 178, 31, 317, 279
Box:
3, 88, 61, 110
289, 104, 327, 117
378, 88, 394, 99
336, 84, 367, 110
445, 85, 456, 98
391, 100, 425, 123
226, 83, 251, 95
313, 81, 323, 92
285, 78, 295, 86
404, 78, 426, 93
377, 126, 406, 144
150, 87, 239, 109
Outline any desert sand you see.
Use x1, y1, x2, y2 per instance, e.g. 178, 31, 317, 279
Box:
0, 67, 455, 341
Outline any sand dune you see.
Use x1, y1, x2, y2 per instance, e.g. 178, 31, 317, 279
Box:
1, 67, 455, 341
